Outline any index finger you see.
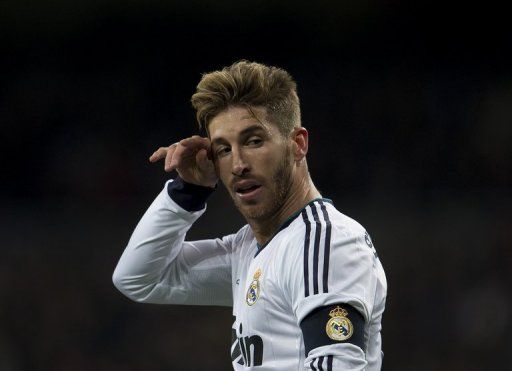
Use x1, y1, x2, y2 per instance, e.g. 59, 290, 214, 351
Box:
179, 136, 211, 151
149, 147, 170, 162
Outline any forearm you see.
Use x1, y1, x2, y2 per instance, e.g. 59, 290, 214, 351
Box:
112, 178, 213, 303
306, 345, 367, 370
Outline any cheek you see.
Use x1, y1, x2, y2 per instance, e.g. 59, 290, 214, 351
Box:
215, 159, 232, 183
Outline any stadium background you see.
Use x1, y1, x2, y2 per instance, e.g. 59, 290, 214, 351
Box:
1, 1, 511, 370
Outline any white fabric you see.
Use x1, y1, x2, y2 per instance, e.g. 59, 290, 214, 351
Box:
113, 181, 387, 370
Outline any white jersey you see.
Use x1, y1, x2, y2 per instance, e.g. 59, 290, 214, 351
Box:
113, 179, 387, 370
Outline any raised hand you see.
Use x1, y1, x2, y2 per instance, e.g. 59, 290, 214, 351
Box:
149, 136, 218, 188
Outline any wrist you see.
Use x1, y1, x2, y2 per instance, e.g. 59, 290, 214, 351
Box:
177, 172, 217, 189
167, 176, 216, 212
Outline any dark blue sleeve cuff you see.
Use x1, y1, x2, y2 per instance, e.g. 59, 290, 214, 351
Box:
167, 176, 216, 212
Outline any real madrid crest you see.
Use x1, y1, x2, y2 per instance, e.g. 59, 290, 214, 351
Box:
246, 268, 262, 306
326, 306, 353, 341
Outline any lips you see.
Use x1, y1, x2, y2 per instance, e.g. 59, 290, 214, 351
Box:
233, 179, 262, 201
233, 180, 261, 194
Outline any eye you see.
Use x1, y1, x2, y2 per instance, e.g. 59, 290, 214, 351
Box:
215, 146, 231, 157
246, 137, 263, 147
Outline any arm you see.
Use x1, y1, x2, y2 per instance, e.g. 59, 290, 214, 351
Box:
112, 177, 233, 306
113, 136, 234, 306
286, 206, 385, 370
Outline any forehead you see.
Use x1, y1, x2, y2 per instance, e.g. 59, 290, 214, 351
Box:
208, 106, 276, 141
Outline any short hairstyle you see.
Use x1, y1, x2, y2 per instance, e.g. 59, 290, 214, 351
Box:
191, 60, 301, 135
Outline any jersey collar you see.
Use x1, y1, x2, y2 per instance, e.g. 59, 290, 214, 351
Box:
254, 197, 333, 257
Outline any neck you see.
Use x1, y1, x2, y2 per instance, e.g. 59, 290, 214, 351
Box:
248, 172, 321, 246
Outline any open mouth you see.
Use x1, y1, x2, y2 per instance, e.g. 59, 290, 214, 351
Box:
233, 180, 262, 199
235, 184, 261, 194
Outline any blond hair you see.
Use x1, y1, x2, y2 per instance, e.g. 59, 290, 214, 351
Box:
191, 60, 301, 135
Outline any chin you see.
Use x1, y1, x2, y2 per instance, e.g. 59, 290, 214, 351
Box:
236, 198, 282, 222
241, 207, 268, 220
229, 185, 287, 221
236, 203, 263, 219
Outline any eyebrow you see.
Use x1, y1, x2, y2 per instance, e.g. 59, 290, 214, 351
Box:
210, 124, 267, 146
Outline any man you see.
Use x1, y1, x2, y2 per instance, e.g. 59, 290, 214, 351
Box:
113, 60, 387, 370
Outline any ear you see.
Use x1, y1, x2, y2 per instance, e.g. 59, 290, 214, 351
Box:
291, 127, 308, 161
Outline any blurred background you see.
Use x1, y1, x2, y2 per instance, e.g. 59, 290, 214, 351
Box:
1, 1, 511, 370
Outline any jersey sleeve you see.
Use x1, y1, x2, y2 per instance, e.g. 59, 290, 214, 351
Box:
284, 202, 382, 370
112, 178, 233, 306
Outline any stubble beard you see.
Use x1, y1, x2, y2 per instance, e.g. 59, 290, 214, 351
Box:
234, 150, 294, 222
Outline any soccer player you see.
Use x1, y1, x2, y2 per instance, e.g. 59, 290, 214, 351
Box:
113, 61, 387, 370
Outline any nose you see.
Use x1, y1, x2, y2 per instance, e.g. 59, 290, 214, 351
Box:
231, 148, 250, 177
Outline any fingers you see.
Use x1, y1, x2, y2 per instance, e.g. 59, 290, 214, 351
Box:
179, 135, 210, 151
165, 144, 178, 172
195, 148, 210, 169
149, 136, 211, 173
149, 147, 169, 163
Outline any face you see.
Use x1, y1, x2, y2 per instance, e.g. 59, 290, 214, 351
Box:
208, 106, 294, 221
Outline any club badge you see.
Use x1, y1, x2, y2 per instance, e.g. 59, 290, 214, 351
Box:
326, 306, 353, 341
246, 268, 262, 306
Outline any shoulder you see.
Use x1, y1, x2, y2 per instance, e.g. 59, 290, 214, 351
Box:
315, 201, 378, 274
285, 199, 373, 254
289, 199, 377, 273
324, 202, 374, 250
272, 198, 374, 281
233, 223, 253, 241
228, 223, 255, 252
281, 200, 381, 319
